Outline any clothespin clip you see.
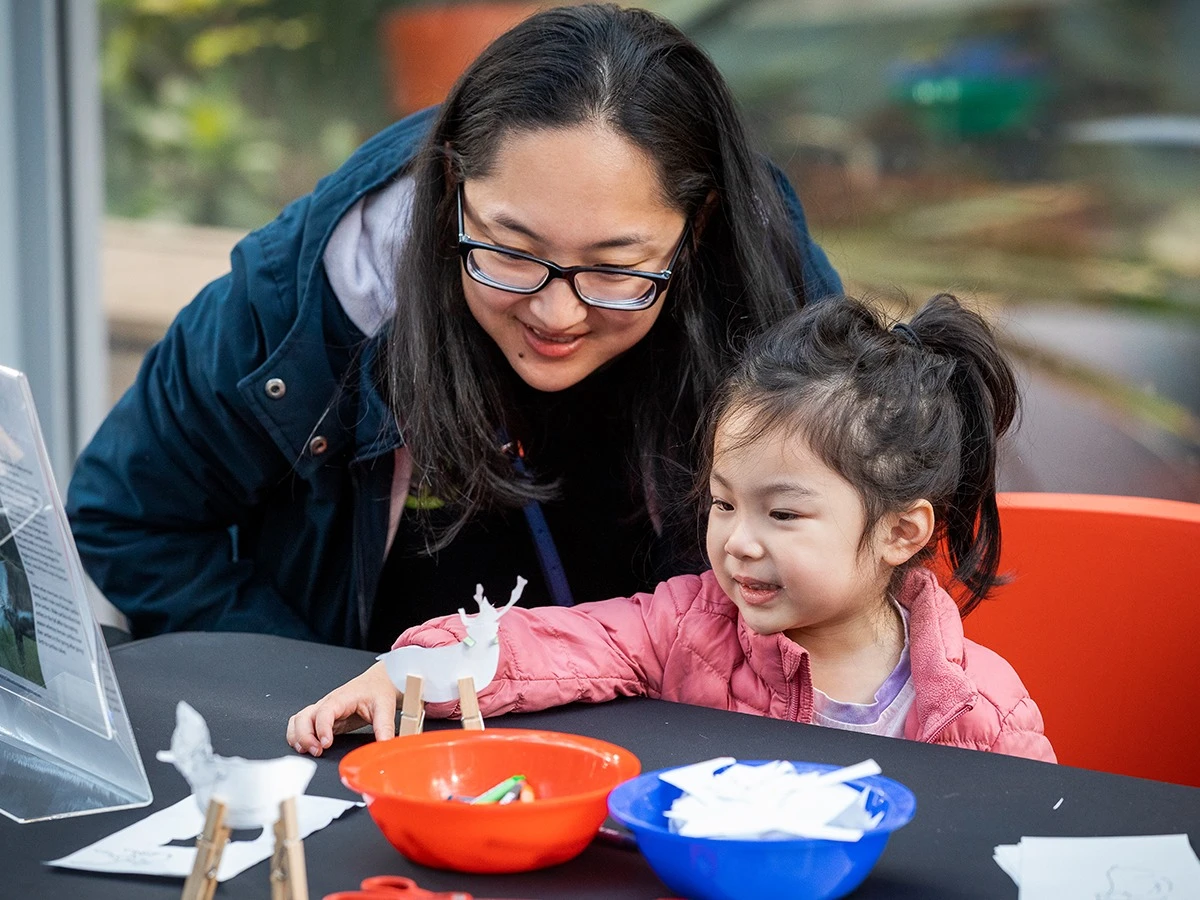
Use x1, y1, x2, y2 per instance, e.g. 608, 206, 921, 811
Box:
270, 797, 309, 900
399, 674, 426, 736
181, 799, 230, 900
458, 677, 484, 731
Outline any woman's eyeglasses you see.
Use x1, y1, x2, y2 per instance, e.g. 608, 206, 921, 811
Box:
457, 185, 689, 311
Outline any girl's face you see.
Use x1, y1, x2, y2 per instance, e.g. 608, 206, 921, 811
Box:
705, 412, 895, 646
459, 123, 686, 393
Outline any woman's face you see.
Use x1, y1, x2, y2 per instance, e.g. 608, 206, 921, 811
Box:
459, 123, 687, 393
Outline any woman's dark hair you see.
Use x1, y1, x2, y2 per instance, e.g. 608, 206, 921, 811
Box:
703, 293, 1019, 615
384, 3, 808, 551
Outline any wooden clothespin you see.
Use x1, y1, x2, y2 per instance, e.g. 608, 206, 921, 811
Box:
269, 797, 309, 900
398, 674, 426, 736
458, 676, 484, 731
180, 799, 230, 900
397, 673, 484, 736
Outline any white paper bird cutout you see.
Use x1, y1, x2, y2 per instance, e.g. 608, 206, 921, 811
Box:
378, 576, 527, 702
156, 701, 317, 829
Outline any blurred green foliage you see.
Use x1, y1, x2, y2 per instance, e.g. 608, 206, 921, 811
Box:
101, 0, 399, 228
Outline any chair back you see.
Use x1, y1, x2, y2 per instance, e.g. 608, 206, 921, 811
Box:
961, 493, 1200, 787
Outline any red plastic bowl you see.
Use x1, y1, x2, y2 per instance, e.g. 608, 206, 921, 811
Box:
339, 728, 641, 873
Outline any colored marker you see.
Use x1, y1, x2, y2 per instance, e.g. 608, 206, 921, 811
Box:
595, 825, 638, 851
470, 774, 527, 805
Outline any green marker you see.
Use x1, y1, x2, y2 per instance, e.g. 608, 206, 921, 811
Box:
470, 774, 526, 805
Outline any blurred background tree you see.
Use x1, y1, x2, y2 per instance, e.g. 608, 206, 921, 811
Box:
102, 0, 396, 227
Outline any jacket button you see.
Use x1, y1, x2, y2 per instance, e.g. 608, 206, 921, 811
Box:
308, 435, 329, 456
264, 378, 286, 399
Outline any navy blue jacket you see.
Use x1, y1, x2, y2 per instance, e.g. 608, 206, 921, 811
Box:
66, 109, 842, 647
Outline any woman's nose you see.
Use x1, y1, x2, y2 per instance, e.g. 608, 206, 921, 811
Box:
526, 278, 588, 331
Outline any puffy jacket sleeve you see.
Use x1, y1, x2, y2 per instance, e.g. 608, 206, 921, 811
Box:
66, 227, 319, 640
393, 574, 701, 718
990, 695, 1058, 763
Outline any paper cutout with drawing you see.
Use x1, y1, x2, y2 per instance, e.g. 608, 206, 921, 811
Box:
157, 701, 317, 829
378, 576, 527, 702
47, 794, 360, 881
993, 834, 1200, 899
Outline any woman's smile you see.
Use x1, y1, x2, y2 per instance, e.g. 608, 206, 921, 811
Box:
520, 321, 588, 358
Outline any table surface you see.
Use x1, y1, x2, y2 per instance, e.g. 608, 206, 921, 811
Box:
4, 632, 1199, 899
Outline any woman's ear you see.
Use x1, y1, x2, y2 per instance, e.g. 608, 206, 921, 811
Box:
879, 500, 935, 567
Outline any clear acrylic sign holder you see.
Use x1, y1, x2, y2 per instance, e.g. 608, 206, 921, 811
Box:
0, 365, 152, 822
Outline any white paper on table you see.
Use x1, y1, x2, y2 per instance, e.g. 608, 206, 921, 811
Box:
47, 794, 362, 881
992, 834, 1200, 898
993, 843, 1022, 884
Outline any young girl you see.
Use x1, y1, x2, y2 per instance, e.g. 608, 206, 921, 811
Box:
287, 293, 1055, 762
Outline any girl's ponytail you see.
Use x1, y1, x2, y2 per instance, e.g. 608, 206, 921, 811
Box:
909, 294, 1019, 614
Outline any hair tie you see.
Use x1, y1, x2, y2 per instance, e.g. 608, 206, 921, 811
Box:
891, 322, 921, 348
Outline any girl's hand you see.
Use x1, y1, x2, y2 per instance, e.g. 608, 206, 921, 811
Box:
286, 661, 398, 757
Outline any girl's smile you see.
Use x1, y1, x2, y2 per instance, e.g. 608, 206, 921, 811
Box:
730, 576, 783, 607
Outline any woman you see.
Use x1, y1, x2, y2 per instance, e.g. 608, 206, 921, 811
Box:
66, 4, 840, 649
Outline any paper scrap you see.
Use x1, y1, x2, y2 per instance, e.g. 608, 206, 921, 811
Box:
660, 757, 884, 841
993, 834, 1200, 899
48, 794, 362, 881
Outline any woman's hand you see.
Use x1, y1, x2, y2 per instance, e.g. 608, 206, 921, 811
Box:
286, 662, 398, 756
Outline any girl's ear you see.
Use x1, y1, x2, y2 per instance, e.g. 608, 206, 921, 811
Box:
879, 500, 935, 567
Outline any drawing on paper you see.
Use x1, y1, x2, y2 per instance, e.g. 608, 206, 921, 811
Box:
1097, 865, 1174, 899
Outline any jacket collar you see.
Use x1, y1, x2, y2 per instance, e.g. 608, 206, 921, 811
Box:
733, 601, 814, 722
295, 107, 439, 314
728, 566, 978, 732
898, 567, 978, 741
240, 109, 437, 471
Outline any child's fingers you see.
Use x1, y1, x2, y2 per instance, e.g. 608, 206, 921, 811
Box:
313, 696, 358, 750
372, 690, 397, 743
286, 706, 321, 755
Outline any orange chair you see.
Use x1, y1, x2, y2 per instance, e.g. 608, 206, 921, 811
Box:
960, 493, 1200, 787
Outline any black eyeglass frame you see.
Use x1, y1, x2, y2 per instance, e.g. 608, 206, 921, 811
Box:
456, 184, 690, 311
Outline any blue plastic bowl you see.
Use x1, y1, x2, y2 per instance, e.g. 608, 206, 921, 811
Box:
607, 761, 916, 900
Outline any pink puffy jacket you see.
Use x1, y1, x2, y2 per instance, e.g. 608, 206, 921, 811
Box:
395, 567, 1056, 763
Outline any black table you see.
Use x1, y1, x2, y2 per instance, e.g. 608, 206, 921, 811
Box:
4, 633, 1199, 898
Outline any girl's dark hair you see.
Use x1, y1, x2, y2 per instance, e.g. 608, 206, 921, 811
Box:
704, 293, 1019, 615
384, 3, 808, 550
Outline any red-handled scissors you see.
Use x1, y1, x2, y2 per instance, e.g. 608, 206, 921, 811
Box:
323, 873, 680, 900
322, 875, 473, 900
